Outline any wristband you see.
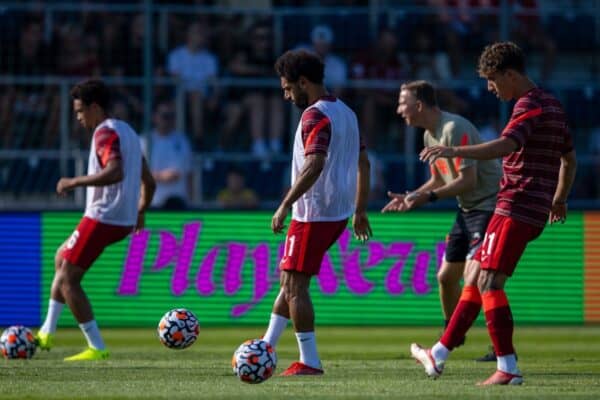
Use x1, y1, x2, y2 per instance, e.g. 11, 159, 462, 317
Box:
428, 191, 438, 202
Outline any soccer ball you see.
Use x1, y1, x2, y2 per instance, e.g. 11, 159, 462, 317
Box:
232, 339, 277, 384
157, 308, 199, 349
0, 325, 37, 359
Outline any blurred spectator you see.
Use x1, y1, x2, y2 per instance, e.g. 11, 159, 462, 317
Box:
409, 29, 452, 81
351, 28, 409, 151
477, 116, 501, 142
0, 18, 59, 148
141, 100, 193, 210
309, 25, 348, 95
97, 17, 128, 76
223, 21, 284, 156
167, 22, 220, 149
56, 25, 100, 77
217, 167, 259, 208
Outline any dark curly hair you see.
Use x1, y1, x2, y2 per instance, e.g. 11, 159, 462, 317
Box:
477, 41, 526, 76
70, 79, 111, 111
274, 49, 324, 84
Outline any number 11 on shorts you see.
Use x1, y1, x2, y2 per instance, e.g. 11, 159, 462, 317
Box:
481, 232, 496, 258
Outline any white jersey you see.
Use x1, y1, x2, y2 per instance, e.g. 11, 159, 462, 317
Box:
291, 97, 360, 222
84, 118, 142, 226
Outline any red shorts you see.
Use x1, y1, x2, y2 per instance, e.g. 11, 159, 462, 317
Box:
473, 213, 543, 276
279, 219, 348, 276
61, 217, 133, 270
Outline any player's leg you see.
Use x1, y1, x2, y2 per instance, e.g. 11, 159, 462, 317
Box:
475, 215, 541, 385
437, 260, 465, 326
411, 260, 481, 378
283, 270, 322, 369
59, 217, 132, 360
439, 212, 469, 328
278, 219, 347, 375
263, 278, 290, 349
36, 240, 69, 350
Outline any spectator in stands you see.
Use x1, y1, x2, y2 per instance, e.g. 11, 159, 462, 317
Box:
97, 17, 128, 76
223, 21, 284, 156
351, 28, 409, 151
0, 18, 59, 149
141, 100, 193, 210
167, 22, 220, 149
56, 25, 100, 77
309, 25, 348, 95
410, 29, 452, 81
217, 167, 259, 209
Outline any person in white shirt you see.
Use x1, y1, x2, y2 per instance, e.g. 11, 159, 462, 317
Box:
167, 22, 219, 147
35, 79, 156, 361
262, 49, 372, 376
141, 101, 193, 210
310, 25, 348, 94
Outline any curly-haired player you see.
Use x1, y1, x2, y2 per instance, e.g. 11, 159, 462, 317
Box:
412, 42, 577, 385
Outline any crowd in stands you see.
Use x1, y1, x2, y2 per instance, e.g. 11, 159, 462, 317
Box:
0, 0, 598, 206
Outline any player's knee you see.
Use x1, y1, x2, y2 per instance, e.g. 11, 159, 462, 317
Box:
437, 269, 454, 287
477, 270, 504, 293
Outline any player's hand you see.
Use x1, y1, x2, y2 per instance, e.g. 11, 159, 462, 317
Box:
56, 177, 77, 196
352, 211, 372, 243
271, 205, 288, 234
381, 191, 408, 212
403, 191, 428, 210
549, 201, 567, 224
419, 145, 456, 164
134, 211, 146, 232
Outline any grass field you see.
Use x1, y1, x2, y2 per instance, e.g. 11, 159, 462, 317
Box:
1, 326, 599, 399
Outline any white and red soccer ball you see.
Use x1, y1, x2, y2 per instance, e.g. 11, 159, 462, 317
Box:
0, 325, 37, 359
232, 339, 277, 384
157, 308, 199, 349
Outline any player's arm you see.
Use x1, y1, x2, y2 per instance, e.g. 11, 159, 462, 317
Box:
135, 156, 157, 232
56, 159, 123, 195
549, 149, 577, 224
431, 165, 477, 199
419, 136, 518, 163
271, 153, 326, 233
353, 149, 372, 241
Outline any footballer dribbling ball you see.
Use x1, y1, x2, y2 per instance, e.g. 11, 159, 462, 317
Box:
157, 308, 199, 349
232, 339, 277, 384
0, 325, 37, 359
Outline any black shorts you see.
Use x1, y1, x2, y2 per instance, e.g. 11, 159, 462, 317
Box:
444, 210, 493, 263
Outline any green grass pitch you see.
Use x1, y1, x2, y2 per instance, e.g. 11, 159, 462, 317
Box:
1, 326, 599, 399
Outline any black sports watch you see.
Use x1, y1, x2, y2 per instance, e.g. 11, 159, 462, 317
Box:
428, 191, 438, 202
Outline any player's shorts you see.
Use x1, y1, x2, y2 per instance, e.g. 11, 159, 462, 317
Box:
61, 217, 133, 270
444, 210, 493, 263
473, 213, 543, 276
279, 219, 348, 276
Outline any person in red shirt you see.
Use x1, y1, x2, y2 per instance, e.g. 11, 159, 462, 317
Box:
411, 41, 577, 385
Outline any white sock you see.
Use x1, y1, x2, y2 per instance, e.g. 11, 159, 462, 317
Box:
431, 341, 450, 362
295, 331, 321, 369
263, 313, 289, 348
40, 299, 64, 334
497, 354, 518, 374
79, 320, 106, 350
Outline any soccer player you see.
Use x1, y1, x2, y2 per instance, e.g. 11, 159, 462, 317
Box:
35, 79, 156, 361
382, 80, 501, 355
263, 49, 372, 376
411, 41, 577, 385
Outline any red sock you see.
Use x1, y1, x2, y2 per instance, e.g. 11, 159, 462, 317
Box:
482, 290, 514, 356
440, 285, 481, 350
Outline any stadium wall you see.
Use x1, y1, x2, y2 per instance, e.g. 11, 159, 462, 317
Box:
0, 211, 597, 327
